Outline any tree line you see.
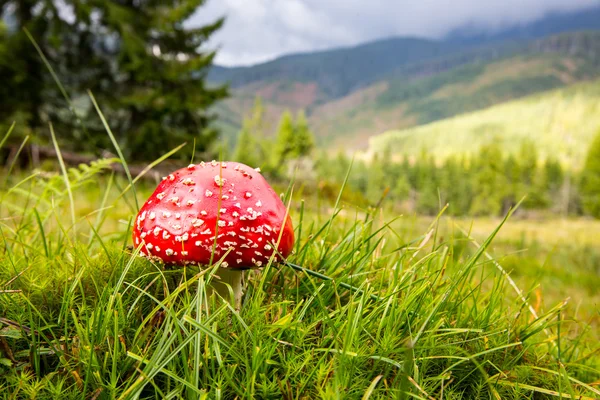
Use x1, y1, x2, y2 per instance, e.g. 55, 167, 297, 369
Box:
312, 133, 600, 218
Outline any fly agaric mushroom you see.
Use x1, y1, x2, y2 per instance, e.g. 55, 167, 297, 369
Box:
132, 161, 294, 307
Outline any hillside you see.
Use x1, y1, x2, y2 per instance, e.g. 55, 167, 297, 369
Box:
215, 31, 600, 148
367, 77, 600, 166
211, 5, 600, 98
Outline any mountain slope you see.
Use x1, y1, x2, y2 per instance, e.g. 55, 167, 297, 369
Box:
211, 4, 600, 99
215, 31, 600, 148
367, 78, 600, 165
209, 37, 466, 100
446, 4, 600, 46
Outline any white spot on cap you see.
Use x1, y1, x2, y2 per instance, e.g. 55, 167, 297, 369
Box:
255, 200, 262, 207
165, 249, 174, 256
155, 246, 160, 252
222, 261, 229, 268
192, 219, 205, 227
175, 213, 181, 219
163, 231, 171, 240
237, 259, 242, 264
146, 243, 153, 250
222, 195, 229, 200
168, 174, 175, 181
200, 210, 207, 216
168, 196, 179, 204
245, 192, 252, 198
182, 178, 195, 186
156, 192, 166, 200
140, 232, 147, 238
188, 164, 195, 169
195, 241, 201, 246
214, 175, 225, 187
256, 261, 262, 267
149, 212, 156, 220
227, 231, 237, 237
232, 211, 239, 217
218, 220, 226, 227
172, 224, 181, 230
219, 208, 226, 214
186, 199, 196, 206
255, 167, 261, 172
205, 190, 213, 197
181, 251, 189, 256
153, 227, 162, 236
264, 244, 272, 251
162, 211, 171, 218
200, 229, 211, 235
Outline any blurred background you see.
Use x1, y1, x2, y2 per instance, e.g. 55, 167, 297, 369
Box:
1, 0, 600, 218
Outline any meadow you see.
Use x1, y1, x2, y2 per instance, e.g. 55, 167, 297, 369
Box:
1, 156, 599, 399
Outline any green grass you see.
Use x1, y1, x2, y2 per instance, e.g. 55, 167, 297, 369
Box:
1, 159, 599, 399
369, 77, 600, 166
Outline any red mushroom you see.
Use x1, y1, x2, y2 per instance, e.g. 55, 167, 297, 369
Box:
132, 161, 294, 307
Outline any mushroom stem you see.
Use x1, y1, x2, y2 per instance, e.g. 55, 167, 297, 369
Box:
211, 267, 244, 309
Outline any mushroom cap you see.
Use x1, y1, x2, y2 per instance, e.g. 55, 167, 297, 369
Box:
132, 161, 294, 269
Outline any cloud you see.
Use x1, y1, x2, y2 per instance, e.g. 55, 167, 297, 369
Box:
187, 0, 600, 66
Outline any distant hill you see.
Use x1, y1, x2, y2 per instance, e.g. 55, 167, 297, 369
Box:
367, 78, 600, 166
445, 4, 600, 45
210, 5, 600, 148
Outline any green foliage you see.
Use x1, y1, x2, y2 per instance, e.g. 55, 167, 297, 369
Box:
581, 130, 600, 218
233, 97, 268, 168
274, 110, 296, 166
314, 140, 590, 217
469, 144, 506, 216
271, 109, 315, 174
1, 1, 228, 161
293, 110, 315, 158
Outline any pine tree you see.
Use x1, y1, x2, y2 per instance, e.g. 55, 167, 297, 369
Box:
580, 130, 600, 218
233, 97, 267, 168
470, 144, 505, 216
366, 154, 387, 204
273, 110, 296, 170
0, 2, 71, 139
2, 1, 228, 161
293, 110, 315, 158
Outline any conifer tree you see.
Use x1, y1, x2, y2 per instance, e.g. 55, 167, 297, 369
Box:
470, 144, 505, 216
233, 97, 267, 167
581, 130, 600, 218
273, 111, 295, 170
293, 110, 315, 158
2, 1, 228, 161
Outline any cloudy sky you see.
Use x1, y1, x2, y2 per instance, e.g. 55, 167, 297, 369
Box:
187, 0, 599, 66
